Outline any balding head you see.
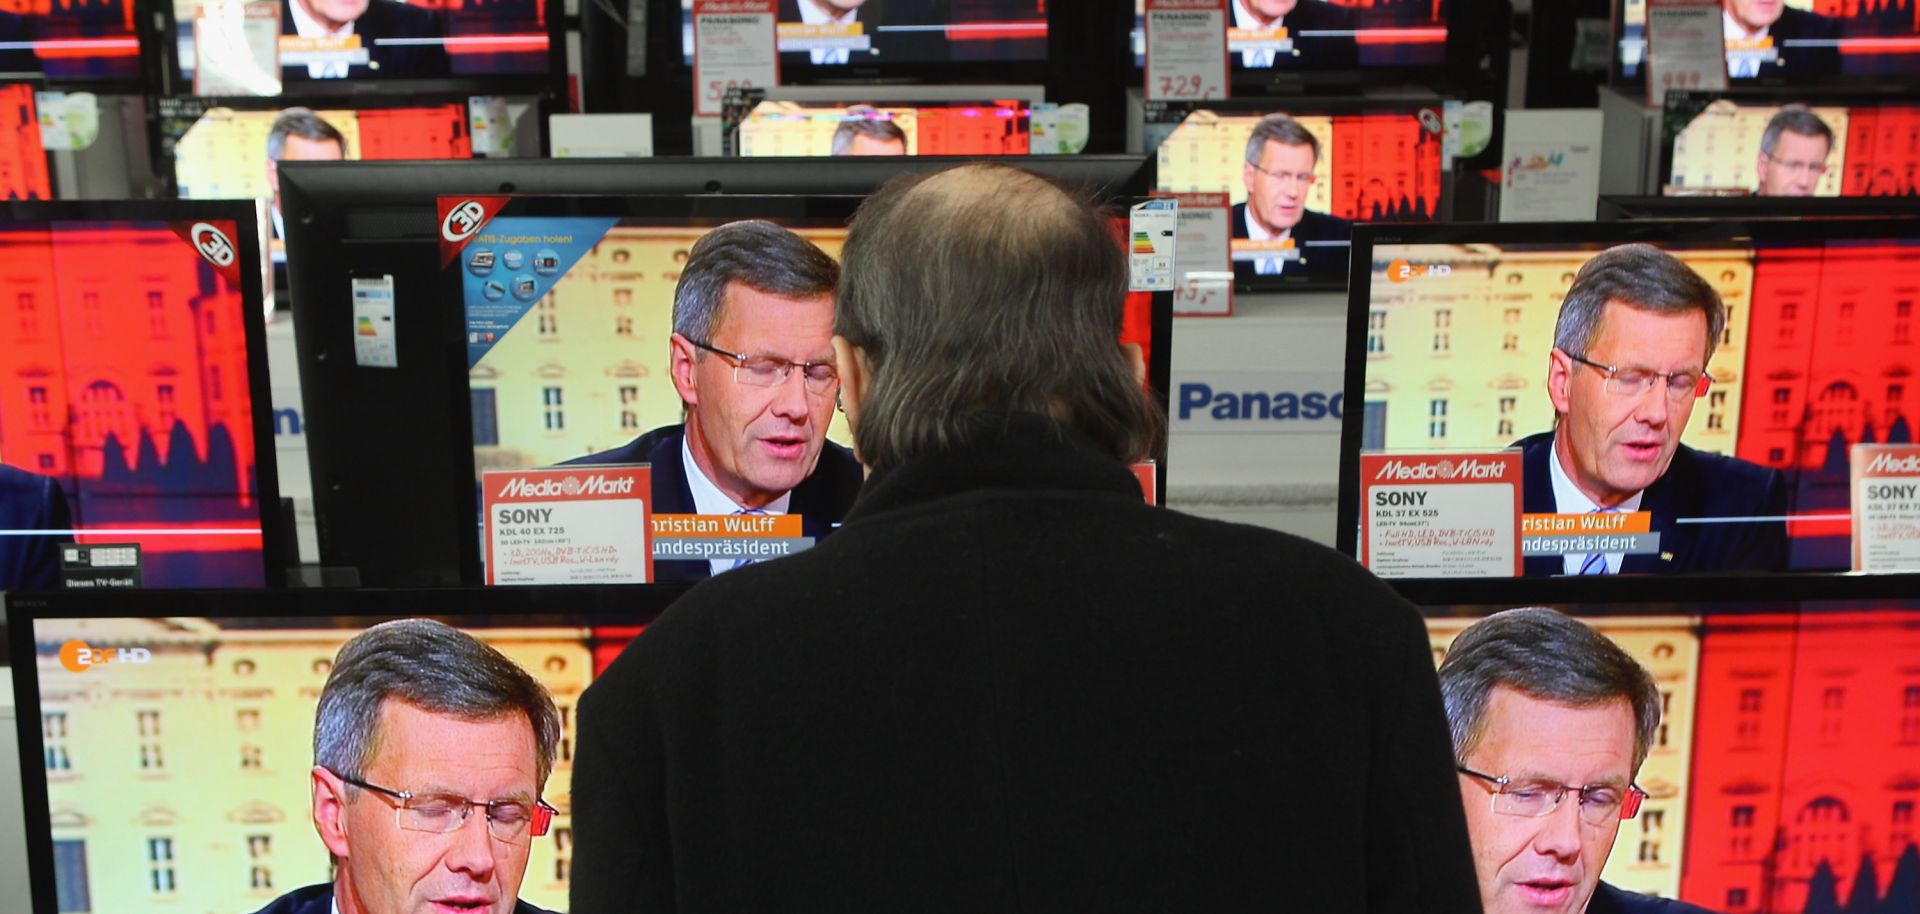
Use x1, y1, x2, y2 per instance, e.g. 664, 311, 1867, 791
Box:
834, 163, 1162, 471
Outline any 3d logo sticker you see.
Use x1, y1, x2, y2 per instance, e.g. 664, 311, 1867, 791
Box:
442, 199, 489, 243
189, 222, 236, 268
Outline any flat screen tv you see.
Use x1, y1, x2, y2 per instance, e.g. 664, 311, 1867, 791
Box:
0, 0, 144, 83
731, 99, 1034, 157
0, 199, 283, 589
1617, 0, 1920, 86
1338, 217, 1920, 580
1128, 0, 1470, 91
1661, 91, 1920, 198
676, 0, 1048, 82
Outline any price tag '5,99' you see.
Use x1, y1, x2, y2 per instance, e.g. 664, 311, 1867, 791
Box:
693, 0, 778, 117
1145, 0, 1228, 102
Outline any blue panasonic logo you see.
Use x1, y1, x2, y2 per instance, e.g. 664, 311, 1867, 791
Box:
1178, 383, 1344, 422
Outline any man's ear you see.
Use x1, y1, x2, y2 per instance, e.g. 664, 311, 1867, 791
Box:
669, 333, 700, 408
1121, 343, 1147, 388
831, 335, 870, 430
312, 766, 352, 858
1546, 347, 1574, 416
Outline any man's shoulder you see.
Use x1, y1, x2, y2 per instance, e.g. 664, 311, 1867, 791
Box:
248, 883, 332, 914
1589, 881, 1718, 914
1671, 442, 1781, 495
1297, 208, 1354, 239
563, 425, 683, 466
362, 0, 439, 28
1294, 0, 1357, 25
1775, 5, 1838, 35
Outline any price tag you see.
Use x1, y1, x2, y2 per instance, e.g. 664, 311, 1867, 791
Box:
1358, 452, 1522, 578
192, 0, 282, 96
1645, 0, 1727, 107
693, 0, 778, 118
1162, 192, 1231, 316
483, 467, 654, 585
1145, 0, 1228, 102
1852, 445, 1920, 572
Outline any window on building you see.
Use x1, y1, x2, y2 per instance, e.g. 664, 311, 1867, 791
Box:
1503, 307, 1521, 325
1432, 332, 1450, 352
156, 384, 176, 434
82, 290, 100, 335
136, 710, 163, 770
1782, 302, 1799, 321
555, 826, 573, 883
1366, 332, 1386, 354
241, 745, 263, 769
537, 298, 559, 336
1434, 308, 1451, 328
147, 837, 177, 894
1728, 888, 1749, 909
614, 316, 634, 337
1821, 686, 1845, 743
248, 834, 272, 890
53, 840, 88, 913
1769, 447, 1786, 464
614, 288, 633, 306
1708, 413, 1724, 430
1732, 804, 1756, 857
1738, 688, 1763, 747
1710, 391, 1727, 409
28, 385, 51, 430
1502, 333, 1519, 352
1903, 685, 1920, 743
557, 704, 574, 764
1657, 691, 1673, 748
1638, 809, 1665, 862
43, 712, 71, 771
542, 387, 565, 431
1496, 419, 1513, 438
1892, 384, 1906, 405
17, 290, 34, 335
1722, 306, 1736, 347
618, 385, 639, 430
1428, 400, 1447, 439
1894, 801, 1915, 854
147, 291, 167, 336
1368, 310, 1387, 330
471, 388, 500, 447
209, 366, 223, 402
236, 709, 260, 732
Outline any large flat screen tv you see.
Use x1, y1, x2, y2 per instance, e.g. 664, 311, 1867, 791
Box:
1617, 0, 1920, 86
0, 199, 283, 589
1129, 0, 1466, 90
1661, 91, 1920, 199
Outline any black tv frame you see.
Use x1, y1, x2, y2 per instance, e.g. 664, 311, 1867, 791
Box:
156, 0, 568, 99
0, 198, 287, 590
1335, 215, 1920, 572
280, 155, 1156, 586
1598, 194, 1920, 221
4, 582, 689, 914
1611, 0, 1920, 92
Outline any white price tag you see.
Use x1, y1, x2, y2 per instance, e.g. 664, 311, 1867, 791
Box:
192, 0, 282, 96
1645, 0, 1727, 107
484, 467, 654, 585
693, 0, 778, 118
1165, 192, 1231, 316
1358, 452, 1523, 578
1145, 0, 1228, 101
1128, 198, 1179, 292
1852, 445, 1920, 572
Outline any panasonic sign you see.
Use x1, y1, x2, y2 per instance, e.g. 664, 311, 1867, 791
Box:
1171, 371, 1345, 434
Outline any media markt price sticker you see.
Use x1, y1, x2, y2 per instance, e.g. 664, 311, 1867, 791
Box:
1359, 452, 1522, 578
1645, 0, 1727, 107
1145, 0, 1228, 101
483, 467, 653, 585
1852, 445, 1920, 572
693, 0, 777, 117
1159, 191, 1231, 315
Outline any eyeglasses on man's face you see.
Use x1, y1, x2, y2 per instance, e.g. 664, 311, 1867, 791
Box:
331, 769, 557, 844
1563, 350, 1713, 403
1457, 765, 1648, 826
1247, 161, 1318, 188
689, 338, 838, 395
1763, 151, 1829, 176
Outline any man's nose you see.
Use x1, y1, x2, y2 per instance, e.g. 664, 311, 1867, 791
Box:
442, 809, 501, 880
1632, 380, 1672, 426
1531, 793, 1585, 861
768, 367, 812, 421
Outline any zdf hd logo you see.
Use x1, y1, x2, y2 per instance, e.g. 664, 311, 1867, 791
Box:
59, 640, 152, 673
1386, 259, 1453, 283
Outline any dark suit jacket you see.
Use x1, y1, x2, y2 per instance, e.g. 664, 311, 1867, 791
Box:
563, 423, 863, 583
776, 0, 948, 66
281, 0, 452, 80
1517, 431, 1789, 576
1589, 881, 1722, 914
1230, 200, 1353, 284
1231, 0, 1359, 70
0, 464, 71, 591
1744, 7, 1841, 79
569, 412, 1483, 914
250, 882, 555, 914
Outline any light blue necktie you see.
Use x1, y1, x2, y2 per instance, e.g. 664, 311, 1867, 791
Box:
729, 507, 769, 572
1577, 506, 1621, 575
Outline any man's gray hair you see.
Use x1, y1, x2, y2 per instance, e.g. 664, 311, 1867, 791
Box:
1438, 607, 1663, 774
313, 619, 562, 790
671, 220, 840, 345
1244, 113, 1321, 167
1760, 104, 1834, 157
1552, 243, 1726, 364
266, 107, 346, 161
830, 105, 908, 155
835, 163, 1164, 471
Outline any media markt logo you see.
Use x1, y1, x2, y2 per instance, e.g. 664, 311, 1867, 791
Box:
497, 474, 637, 499
1866, 452, 1920, 475
1373, 457, 1509, 482
59, 640, 152, 673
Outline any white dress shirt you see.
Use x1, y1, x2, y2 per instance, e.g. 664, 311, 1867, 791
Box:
1724, 10, 1769, 77
286, 0, 356, 78
1548, 434, 1646, 575
682, 435, 792, 577
1241, 205, 1294, 276
796, 0, 856, 65
1232, 0, 1286, 68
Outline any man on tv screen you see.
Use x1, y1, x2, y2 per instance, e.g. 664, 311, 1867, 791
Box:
1231, 0, 1358, 68
0, 463, 71, 590
1754, 104, 1833, 197
831, 106, 908, 155
1518, 243, 1788, 575
281, 0, 451, 80
1441, 608, 1714, 914
565, 221, 863, 582
1722, 0, 1839, 78
265, 108, 346, 238
251, 619, 560, 914
1232, 113, 1352, 282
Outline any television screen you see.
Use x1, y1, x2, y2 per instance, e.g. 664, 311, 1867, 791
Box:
678, 0, 1047, 68
1152, 101, 1448, 287
0, 0, 142, 82
1618, 0, 1920, 83
0, 201, 279, 589
6, 586, 684, 914
1664, 95, 1920, 198
1392, 574, 1920, 914
734, 100, 1032, 157
447, 194, 1166, 583
1129, 0, 1452, 73
0, 83, 49, 200
172, 0, 555, 91
1339, 219, 1920, 579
